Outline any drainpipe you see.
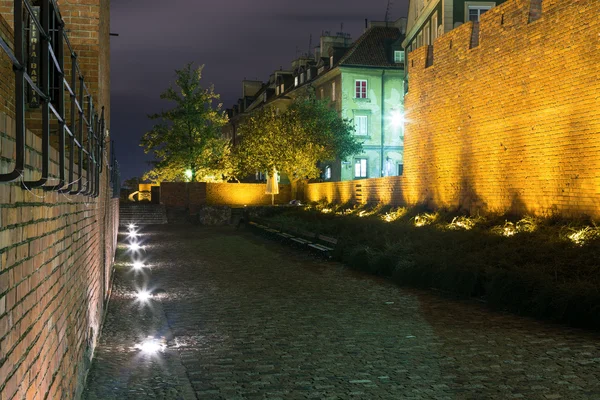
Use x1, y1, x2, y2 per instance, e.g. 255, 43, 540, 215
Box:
381, 70, 385, 177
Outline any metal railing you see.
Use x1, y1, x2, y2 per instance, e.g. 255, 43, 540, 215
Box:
0, 0, 107, 197
110, 140, 120, 198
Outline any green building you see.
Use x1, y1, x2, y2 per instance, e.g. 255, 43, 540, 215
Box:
309, 19, 407, 181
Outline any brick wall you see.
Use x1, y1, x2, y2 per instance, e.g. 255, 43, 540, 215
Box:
160, 182, 292, 208
0, 1, 117, 399
307, 0, 600, 218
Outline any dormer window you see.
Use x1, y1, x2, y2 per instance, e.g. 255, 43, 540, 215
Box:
394, 51, 405, 63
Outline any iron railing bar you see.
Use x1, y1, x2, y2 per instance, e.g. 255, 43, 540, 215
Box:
23, 0, 47, 40
69, 76, 85, 194
64, 124, 73, 138
59, 54, 77, 193
74, 97, 83, 114
46, 14, 66, 191
0, 0, 25, 182
23, 0, 51, 188
48, 44, 61, 74
0, 35, 22, 67
82, 102, 95, 196
48, 102, 63, 124
24, 73, 48, 100
63, 78, 73, 96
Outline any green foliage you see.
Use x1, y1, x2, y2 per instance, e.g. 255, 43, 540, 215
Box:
140, 63, 231, 183
260, 204, 600, 329
234, 95, 362, 181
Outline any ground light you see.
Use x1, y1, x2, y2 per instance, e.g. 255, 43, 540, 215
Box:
132, 261, 145, 270
135, 337, 165, 355
136, 290, 152, 302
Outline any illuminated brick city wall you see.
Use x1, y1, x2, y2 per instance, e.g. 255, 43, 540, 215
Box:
0, 1, 117, 399
308, 0, 600, 218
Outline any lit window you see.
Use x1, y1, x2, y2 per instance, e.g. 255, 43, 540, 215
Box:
355, 80, 367, 98
330, 56, 334, 68
468, 5, 491, 21
354, 158, 367, 178
394, 51, 405, 63
294, 76, 298, 87
324, 165, 331, 180
332, 82, 336, 101
300, 73, 305, 84
354, 115, 368, 135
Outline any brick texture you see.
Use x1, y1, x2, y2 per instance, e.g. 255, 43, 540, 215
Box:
160, 182, 292, 209
307, 0, 600, 218
0, 1, 117, 399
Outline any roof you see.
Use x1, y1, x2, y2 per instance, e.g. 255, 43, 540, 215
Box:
338, 26, 404, 68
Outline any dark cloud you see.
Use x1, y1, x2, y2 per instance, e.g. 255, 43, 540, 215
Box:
110, 0, 409, 180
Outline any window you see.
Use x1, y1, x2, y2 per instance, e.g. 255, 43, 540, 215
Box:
320, 87, 324, 99
324, 165, 331, 180
424, 22, 430, 46
280, 83, 284, 93
332, 82, 336, 101
354, 115, 368, 135
417, 31, 423, 48
432, 12, 438, 41
307, 69, 312, 80
468, 5, 492, 22
354, 158, 367, 178
397, 164, 404, 176
394, 50, 405, 63
300, 73, 305, 84
355, 80, 367, 98
294, 76, 298, 87
330, 56, 334, 68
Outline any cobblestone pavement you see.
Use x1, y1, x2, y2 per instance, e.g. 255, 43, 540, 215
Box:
84, 225, 600, 400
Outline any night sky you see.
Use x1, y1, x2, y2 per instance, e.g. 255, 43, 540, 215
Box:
110, 0, 409, 181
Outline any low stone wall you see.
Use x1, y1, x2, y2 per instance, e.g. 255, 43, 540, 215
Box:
160, 182, 291, 208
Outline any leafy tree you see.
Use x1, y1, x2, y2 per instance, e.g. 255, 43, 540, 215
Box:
140, 63, 230, 183
122, 176, 142, 190
234, 95, 361, 181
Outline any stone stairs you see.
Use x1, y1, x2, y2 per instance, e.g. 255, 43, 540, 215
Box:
119, 203, 168, 225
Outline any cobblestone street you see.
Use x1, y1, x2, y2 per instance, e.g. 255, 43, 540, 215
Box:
83, 225, 600, 400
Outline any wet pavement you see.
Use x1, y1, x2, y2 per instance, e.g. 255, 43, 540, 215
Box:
83, 225, 600, 400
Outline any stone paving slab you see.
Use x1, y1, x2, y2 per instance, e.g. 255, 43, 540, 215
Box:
85, 225, 600, 399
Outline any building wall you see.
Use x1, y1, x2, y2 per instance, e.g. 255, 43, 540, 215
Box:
160, 182, 292, 208
307, 0, 600, 218
0, 1, 117, 399
340, 67, 404, 181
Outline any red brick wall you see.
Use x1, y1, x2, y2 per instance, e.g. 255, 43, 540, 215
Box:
307, 0, 600, 218
160, 182, 292, 208
0, 1, 117, 399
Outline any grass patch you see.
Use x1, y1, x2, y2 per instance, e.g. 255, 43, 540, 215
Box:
257, 202, 600, 330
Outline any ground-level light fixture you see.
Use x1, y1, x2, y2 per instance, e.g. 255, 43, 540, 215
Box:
135, 337, 166, 355
136, 290, 152, 302
132, 261, 145, 270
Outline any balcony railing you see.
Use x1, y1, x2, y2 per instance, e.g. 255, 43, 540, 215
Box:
0, 0, 112, 197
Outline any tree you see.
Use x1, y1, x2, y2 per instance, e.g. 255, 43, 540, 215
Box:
234, 94, 361, 182
140, 63, 231, 183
